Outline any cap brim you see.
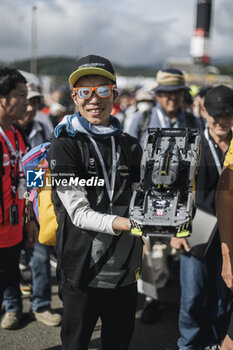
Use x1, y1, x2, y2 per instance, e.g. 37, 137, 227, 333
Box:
153, 84, 188, 92
27, 91, 42, 99
69, 67, 116, 87
205, 106, 233, 117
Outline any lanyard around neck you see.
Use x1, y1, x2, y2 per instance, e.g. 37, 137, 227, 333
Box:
204, 128, 222, 176
88, 135, 117, 214
157, 107, 180, 128
0, 126, 20, 159
0, 126, 21, 198
156, 108, 167, 128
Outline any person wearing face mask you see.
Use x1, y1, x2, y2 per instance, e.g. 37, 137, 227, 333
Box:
123, 89, 155, 136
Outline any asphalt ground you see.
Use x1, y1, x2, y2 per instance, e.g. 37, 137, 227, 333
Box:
0, 259, 180, 350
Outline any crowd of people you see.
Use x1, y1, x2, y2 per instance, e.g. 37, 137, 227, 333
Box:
0, 55, 233, 350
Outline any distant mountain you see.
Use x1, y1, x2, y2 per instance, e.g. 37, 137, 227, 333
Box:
6, 56, 158, 82
2, 56, 232, 84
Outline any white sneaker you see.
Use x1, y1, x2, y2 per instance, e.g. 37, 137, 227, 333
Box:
31, 309, 61, 327
1, 310, 22, 329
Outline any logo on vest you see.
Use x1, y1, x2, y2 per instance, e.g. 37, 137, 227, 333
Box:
88, 157, 97, 175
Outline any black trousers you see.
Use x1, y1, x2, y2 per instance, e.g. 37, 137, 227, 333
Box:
60, 282, 138, 350
227, 311, 233, 341
0, 242, 22, 309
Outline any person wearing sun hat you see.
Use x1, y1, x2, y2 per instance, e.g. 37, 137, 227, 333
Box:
48, 54, 143, 350
129, 68, 200, 146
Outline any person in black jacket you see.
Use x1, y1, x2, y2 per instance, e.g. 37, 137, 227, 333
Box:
171, 85, 233, 350
216, 139, 233, 350
48, 55, 143, 350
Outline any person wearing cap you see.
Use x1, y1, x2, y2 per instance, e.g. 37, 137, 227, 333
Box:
171, 85, 233, 350
129, 68, 200, 147
17, 82, 53, 147
192, 86, 212, 130
216, 110, 233, 350
1, 80, 61, 328
48, 54, 143, 350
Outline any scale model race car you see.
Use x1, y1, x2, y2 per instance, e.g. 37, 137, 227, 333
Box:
129, 128, 201, 238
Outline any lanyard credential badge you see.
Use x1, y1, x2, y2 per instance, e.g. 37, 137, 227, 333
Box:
0, 126, 26, 199
9, 203, 19, 226
18, 173, 27, 199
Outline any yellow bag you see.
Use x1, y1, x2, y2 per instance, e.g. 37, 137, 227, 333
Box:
38, 171, 58, 246
22, 143, 58, 246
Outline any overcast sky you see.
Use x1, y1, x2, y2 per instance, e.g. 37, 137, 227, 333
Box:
1, 0, 233, 66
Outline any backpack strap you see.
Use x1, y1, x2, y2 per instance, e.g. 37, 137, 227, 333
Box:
137, 110, 152, 141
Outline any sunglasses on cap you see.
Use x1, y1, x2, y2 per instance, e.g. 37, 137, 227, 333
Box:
73, 85, 116, 100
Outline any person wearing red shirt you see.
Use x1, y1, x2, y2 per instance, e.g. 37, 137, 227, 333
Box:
0, 67, 38, 329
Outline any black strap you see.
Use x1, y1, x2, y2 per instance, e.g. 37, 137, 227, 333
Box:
3, 127, 20, 200
0, 142, 4, 224
84, 236, 119, 285
0, 126, 28, 224
137, 109, 152, 141
86, 234, 137, 287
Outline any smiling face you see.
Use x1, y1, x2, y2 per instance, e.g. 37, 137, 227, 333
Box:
72, 75, 117, 126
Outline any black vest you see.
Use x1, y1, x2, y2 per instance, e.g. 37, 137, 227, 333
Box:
50, 132, 143, 288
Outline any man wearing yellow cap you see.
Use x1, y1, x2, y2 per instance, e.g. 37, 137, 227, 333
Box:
48, 55, 143, 350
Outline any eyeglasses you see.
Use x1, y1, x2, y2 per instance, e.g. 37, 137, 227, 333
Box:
73, 85, 116, 100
